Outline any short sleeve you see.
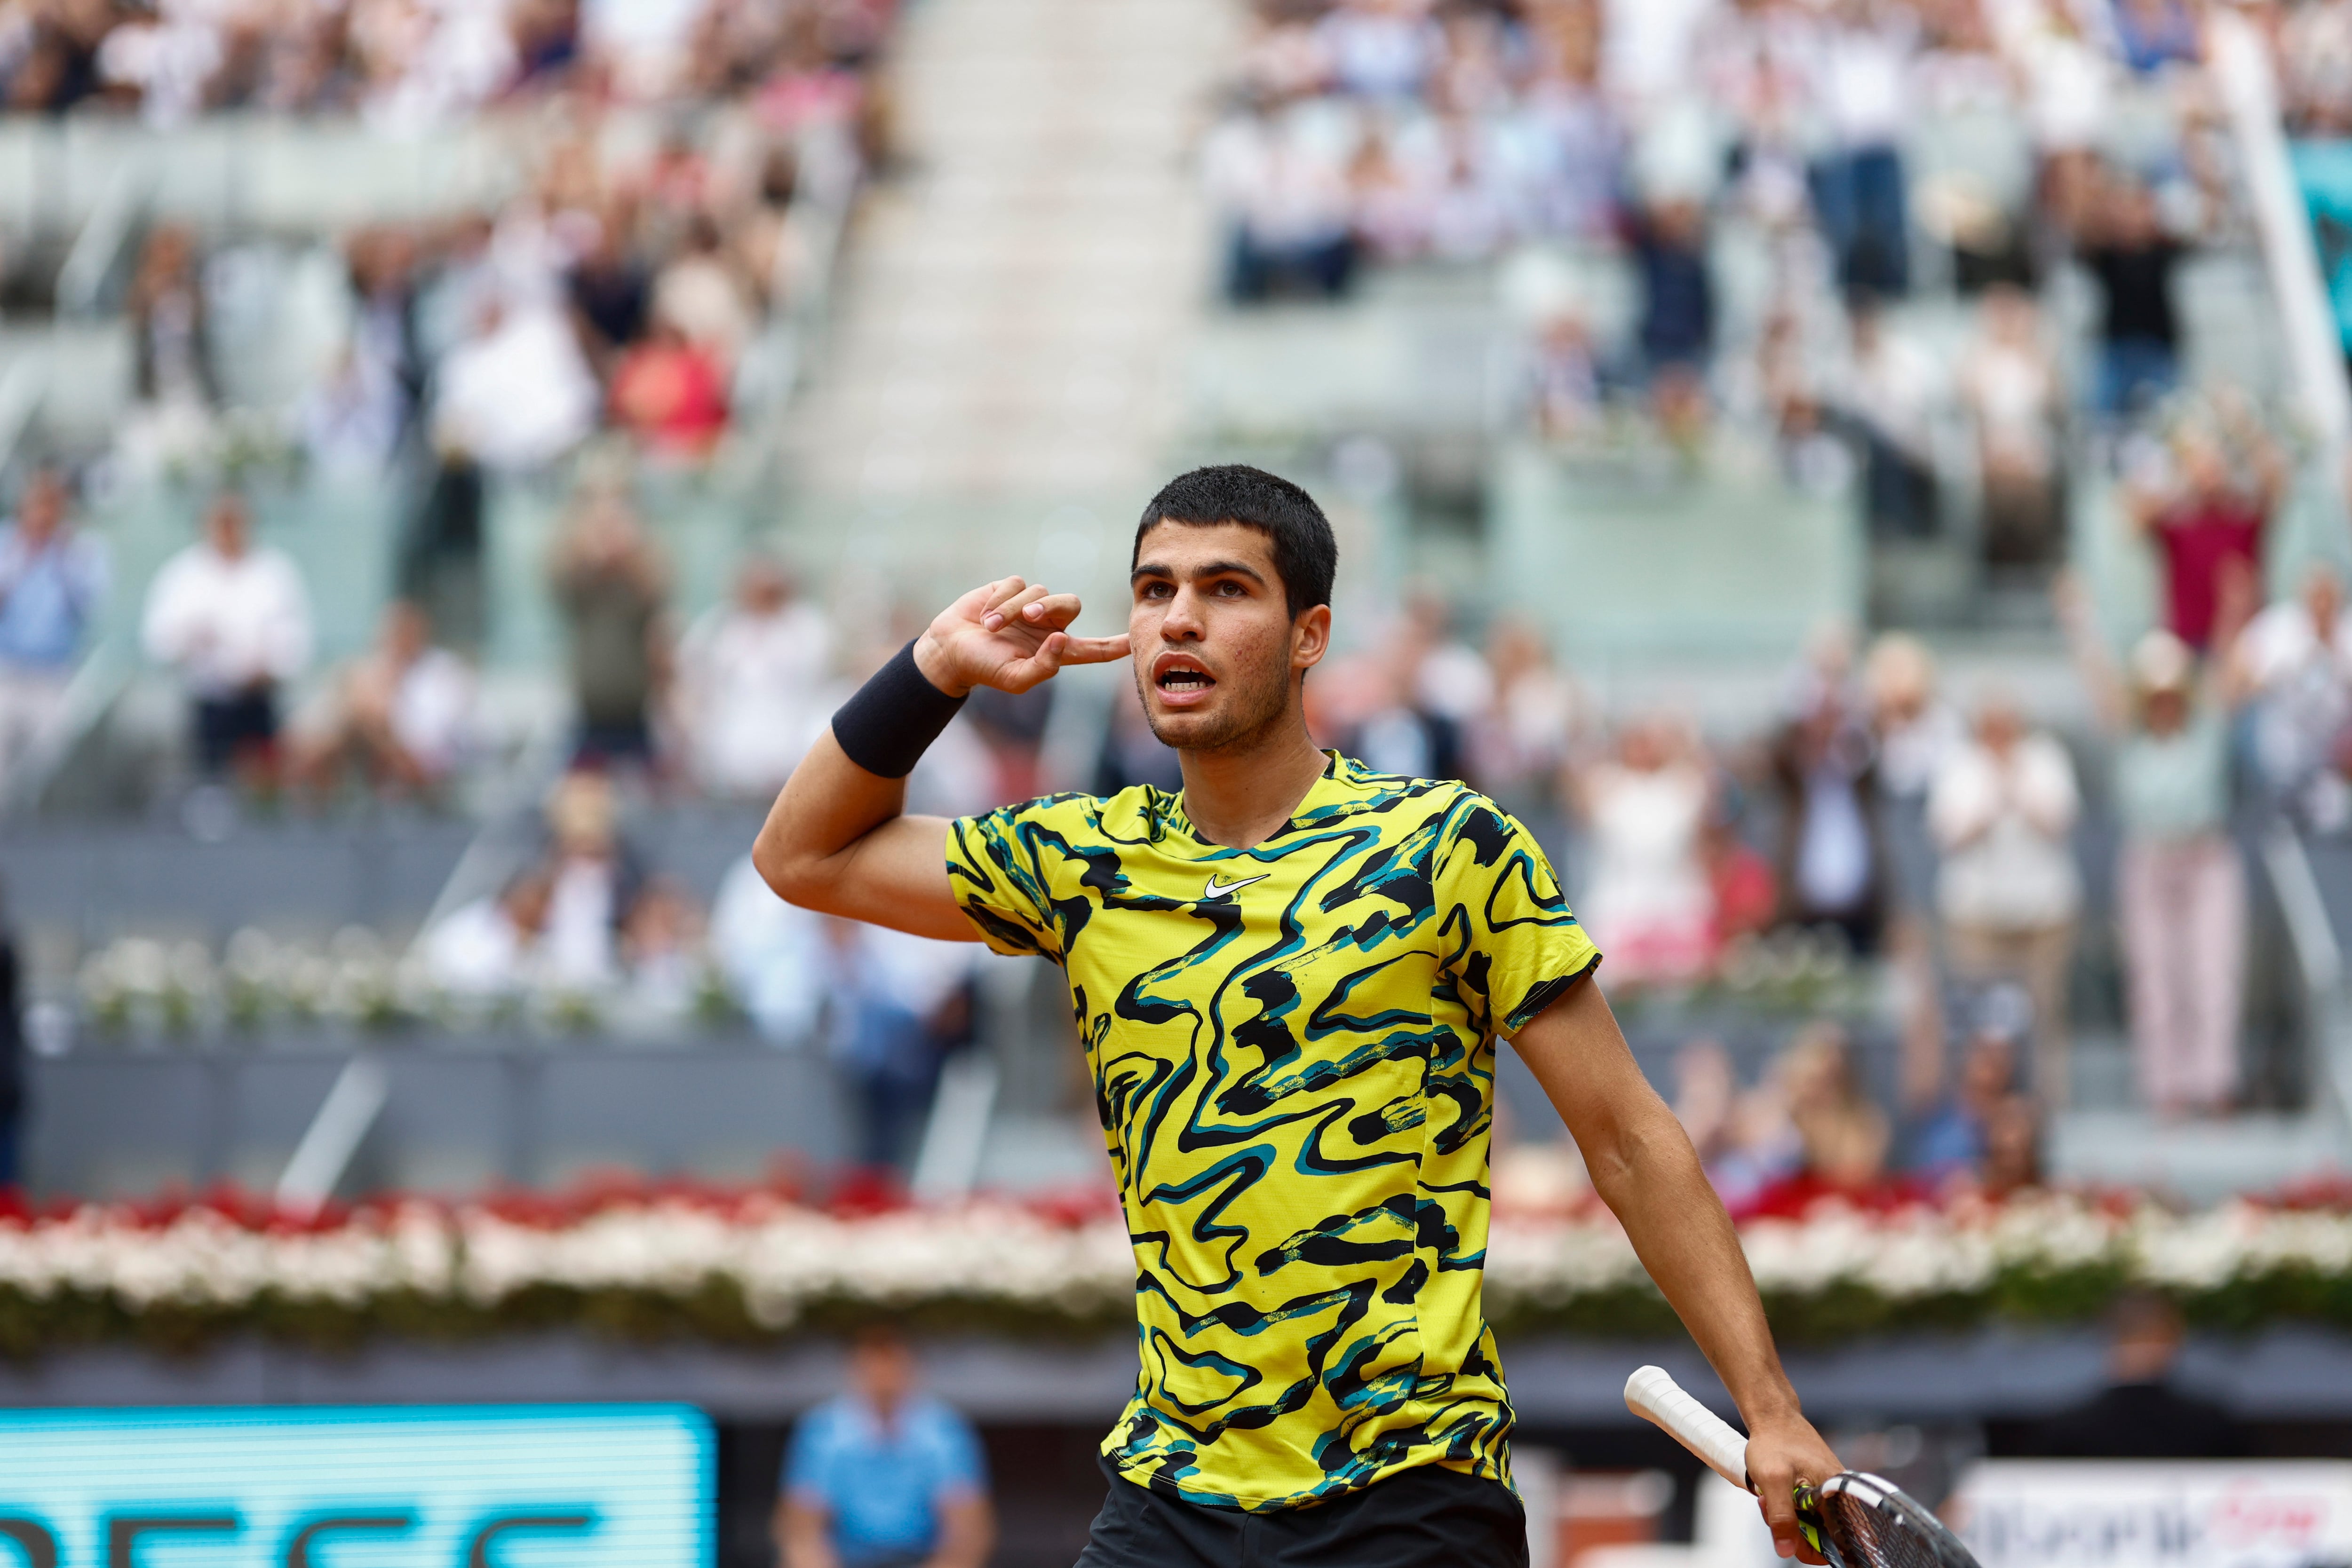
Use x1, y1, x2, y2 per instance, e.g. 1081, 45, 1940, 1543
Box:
1436, 796, 1600, 1037
781, 1406, 838, 1502
944, 799, 1071, 960
926, 1407, 987, 1499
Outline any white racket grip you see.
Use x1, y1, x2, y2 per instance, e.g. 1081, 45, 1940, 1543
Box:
1624, 1365, 1751, 1491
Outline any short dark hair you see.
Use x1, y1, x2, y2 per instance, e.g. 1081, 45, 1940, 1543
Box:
1133, 465, 1337, 620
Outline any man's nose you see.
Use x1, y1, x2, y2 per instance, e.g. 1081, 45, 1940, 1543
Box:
1161, 587, 1207, 638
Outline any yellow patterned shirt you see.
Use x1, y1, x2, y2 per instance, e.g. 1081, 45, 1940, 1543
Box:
945, 752, 1600, 1511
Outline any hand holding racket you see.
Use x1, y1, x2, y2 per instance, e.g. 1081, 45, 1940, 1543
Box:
1624, 1365, 1982, 1568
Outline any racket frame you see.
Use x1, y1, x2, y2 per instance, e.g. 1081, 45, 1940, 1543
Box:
1620, 1365, 1982, 1568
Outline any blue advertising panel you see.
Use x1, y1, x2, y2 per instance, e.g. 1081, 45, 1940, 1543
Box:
0, 1404, 712, 1567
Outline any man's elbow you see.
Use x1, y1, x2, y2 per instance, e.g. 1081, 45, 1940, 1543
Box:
752, 831, 823, 910
1585, 1109, 1690, 1199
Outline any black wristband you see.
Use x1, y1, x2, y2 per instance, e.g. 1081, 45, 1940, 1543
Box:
832, 640, 967, 778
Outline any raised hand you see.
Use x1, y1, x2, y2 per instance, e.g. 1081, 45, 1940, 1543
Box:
913, 576, 1131, 697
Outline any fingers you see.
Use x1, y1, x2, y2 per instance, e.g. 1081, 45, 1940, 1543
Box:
1750, 1449, 1800, 1561
1001, 630, 1129, 687
985, 588, 1084, 634
946, 577, 1019, 621
1057, 632, 1132, 665
982, 582, 1051, 631
1756, 1493, 1801, 1561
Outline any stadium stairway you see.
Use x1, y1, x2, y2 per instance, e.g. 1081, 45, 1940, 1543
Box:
776, 0, 1235, 612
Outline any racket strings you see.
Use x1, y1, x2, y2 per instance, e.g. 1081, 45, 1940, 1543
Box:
1817, 1491, 1958, 1568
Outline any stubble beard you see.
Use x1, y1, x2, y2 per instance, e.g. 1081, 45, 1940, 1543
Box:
1136, 658, 1294, 757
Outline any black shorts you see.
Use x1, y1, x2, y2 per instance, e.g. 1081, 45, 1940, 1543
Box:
1073, 1453, 1528, 1568
195, 688, 279, 773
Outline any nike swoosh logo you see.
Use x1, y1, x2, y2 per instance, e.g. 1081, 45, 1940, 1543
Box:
1202, 873, 1268, 900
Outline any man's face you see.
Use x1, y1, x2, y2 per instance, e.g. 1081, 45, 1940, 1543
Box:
383, 602, 428, 663
1128, 521, 1327, 753
19, 475, 64, 540
850, 1340, 915, 1409
206, 498, 249, 558
2307, 569, 2342, 627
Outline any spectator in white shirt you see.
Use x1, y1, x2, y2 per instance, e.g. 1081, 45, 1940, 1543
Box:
422, 867, 554, 1001
141, 491, 313, 781
430, 294, 599, 473
298, 340, 406, 476
676, 556, 831, 799
651, 215, 757, 373
0, 467, 108, 799
1809, 0, 1915, 297
1865, 632, 1965, 925
537, 768, 641, 992
2233, 563, 2352, 829
1929, 694, 2082, 1108
288, 599, 477, 803
710, 853, 825, 1043
1206, 102, 1360, 301
1962, 285, 2064, 568
1840, 299, 1945, 539
1317, 0, 1443, 100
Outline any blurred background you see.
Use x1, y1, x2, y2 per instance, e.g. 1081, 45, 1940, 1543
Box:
5, 0, 2352, 1561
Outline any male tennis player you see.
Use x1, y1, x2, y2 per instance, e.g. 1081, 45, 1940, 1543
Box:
755, 466, 1841, 1566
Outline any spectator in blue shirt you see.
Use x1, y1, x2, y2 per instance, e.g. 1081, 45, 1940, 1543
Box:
1909, 1025, 2024, 1186
778, 1326, 993, 1568
0, 466, 106, 798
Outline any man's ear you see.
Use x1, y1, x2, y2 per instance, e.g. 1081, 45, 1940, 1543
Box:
1292, 604, 1333, 672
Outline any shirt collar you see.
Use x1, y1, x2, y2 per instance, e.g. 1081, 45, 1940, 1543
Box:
1154, 750, 1362, 847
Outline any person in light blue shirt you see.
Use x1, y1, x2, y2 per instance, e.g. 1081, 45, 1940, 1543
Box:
778, 1326, 993, 1568
2061, 572, 2249, 1118
0, 466, 106, 795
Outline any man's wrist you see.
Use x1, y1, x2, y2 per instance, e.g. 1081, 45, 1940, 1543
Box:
832, 640, 969, 779
911, 633, 971, 699
1736, 1380, 1807, 1429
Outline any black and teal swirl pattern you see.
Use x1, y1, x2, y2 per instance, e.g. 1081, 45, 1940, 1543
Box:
946, 752, 1600, 1512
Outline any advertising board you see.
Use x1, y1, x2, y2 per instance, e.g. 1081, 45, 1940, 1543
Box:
0, 1404, 712, 1567
1953, 1460, 2352, 1568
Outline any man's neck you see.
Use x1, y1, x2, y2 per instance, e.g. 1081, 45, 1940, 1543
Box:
1177, 717, 1329, 848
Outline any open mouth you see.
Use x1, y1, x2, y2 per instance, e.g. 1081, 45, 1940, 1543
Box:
1151, 653, 1217, 705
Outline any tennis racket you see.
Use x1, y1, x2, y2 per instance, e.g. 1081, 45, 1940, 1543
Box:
1622, 1365, 1982, 1568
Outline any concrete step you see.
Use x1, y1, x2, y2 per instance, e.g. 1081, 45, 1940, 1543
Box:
2049, 1108, 2349, 1203
786, 0, 1231, 509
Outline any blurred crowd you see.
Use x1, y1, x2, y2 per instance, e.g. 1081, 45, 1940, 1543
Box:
15, 374, 2349, 1188
0, 0, 896, 131
16, 0, 2352, 1211
1305, 477, 2351, 1204
111, 108, 839, 492
1202, 0, 2337, 578
1204, 0, 2268, 294
0, 0, 882, 794
1, 0, 890, 639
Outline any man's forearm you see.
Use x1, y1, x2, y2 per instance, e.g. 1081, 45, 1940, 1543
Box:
1518, 981, 1843, 1560
777, 1503, 840, 1568
1593, 1110, 1800, 1425
1518, 983, 1803, 1430
924, 1496, 993, 1568
755, 575, 1125, 932
753, 627, 975, 910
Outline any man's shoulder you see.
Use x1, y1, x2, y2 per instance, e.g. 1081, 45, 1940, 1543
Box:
960, 790, 1106, 832
965, 786, 1184, 843
794, 1393, 867, 1446
1322, 758, 1523, 841
903, 1392, 978, 1442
